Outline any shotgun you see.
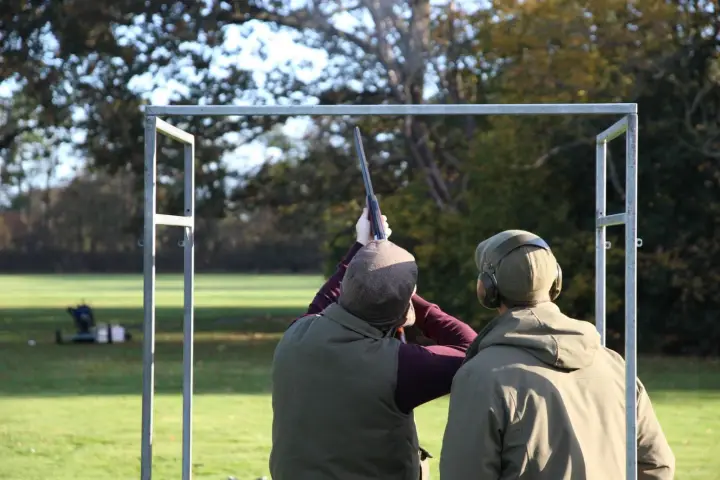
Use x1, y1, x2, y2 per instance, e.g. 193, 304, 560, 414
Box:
353, 126, 407, 343
353, 126, 385, 241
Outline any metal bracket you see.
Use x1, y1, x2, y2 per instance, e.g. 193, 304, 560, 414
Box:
138, 239, 191, 248
604, 239, 643, 250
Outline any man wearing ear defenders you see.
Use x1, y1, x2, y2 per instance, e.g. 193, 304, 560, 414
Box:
439, 230, 675, 480
270, 209, 477, 480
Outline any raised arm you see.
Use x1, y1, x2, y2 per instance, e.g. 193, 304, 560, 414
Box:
394, 295, 477, 413
412, 295, 476, 350
304, 242, 363, 316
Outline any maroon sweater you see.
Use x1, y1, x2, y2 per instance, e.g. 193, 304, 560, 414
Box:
295, 242, 477, 414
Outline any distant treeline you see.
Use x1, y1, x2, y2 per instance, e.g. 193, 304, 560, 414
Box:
0, 244, 323, 274
0, 173, 324, 274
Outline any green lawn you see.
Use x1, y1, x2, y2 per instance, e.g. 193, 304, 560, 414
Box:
0, 274, 718, 480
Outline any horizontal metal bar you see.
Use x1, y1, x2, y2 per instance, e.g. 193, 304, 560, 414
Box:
596, 116, 628, 143
156, 214, 194, 228
597, 213, 627, 227
155, 118, 195, 145
145, 103, 637, 117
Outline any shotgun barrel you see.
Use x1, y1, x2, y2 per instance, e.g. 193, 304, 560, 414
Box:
352, 126, 406, 343
353, 127, 386, 240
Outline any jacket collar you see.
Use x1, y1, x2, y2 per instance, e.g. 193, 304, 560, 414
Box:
322, 303, 392, 340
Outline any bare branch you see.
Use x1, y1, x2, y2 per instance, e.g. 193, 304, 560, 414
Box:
382, 1, 409, 42
681, 81, 720, 158
366, 0, 405, 100
444, 1, 463, 104
427, 126, 463, 170
322, 1, 364, 17
223, 1, 409, 95
223, 2, 370, 56
403, 116, 447, 209
0, 125, 32, 152
407, 117, 457, 211
427, 55, 451, 103
512, 138, 592, 170
405, 0, 430, 104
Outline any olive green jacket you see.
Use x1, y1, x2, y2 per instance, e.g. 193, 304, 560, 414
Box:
270, 303, 420, 480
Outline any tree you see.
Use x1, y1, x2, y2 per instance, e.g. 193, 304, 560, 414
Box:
2, 0, 281, 222
215, 0, 496, 211
3, 0, 718, 353
231, 0, 720, 354
463, 0, 720, 352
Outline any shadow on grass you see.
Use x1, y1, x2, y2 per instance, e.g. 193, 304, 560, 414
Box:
1, 307, 720, 398
636, 356, 720, 392
0, 306, 303, 334
0, 306, 303, 397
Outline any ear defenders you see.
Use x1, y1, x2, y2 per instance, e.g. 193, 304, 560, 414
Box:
477, 233, 562, 310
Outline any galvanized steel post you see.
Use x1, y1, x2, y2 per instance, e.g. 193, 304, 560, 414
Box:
595, 139, 607, 346
140, 115, 158, 480
141, 116, 196, 480
624, 113, 639, 480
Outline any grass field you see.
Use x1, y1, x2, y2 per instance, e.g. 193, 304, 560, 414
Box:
1, 274, 719, 480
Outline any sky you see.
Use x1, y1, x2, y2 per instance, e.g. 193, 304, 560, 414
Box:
136, 20, 331, 171
0, 20, 325, 187
1, 0, 480, 192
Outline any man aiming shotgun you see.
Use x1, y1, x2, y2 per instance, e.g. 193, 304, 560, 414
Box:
269, 129, 477, 480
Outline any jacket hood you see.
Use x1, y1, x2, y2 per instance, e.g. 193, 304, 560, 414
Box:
466, 302, 600, 370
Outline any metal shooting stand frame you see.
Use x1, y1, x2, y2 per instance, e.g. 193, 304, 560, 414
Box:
141, 103, 639, 480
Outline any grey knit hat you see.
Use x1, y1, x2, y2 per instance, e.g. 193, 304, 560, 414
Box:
339, 240, 417, 331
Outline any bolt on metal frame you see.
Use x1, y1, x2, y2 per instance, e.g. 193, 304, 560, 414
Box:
141, 103, 639, 480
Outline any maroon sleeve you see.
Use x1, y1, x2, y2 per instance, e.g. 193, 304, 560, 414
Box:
394, 295, 477, 413
291, 242, 364, 324
412, 295, 477, 349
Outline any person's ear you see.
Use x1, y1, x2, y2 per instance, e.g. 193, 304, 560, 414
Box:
402, 301, 416, 327
476, 277, 485, 303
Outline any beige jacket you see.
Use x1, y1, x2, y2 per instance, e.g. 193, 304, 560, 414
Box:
439, 302, 674, 479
